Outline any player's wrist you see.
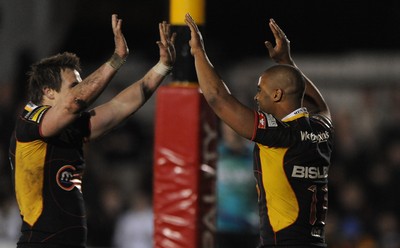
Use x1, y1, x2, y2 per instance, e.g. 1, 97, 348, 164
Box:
152, 61, 173, 76
277, 56, 294, 65
107, 53, 126, 70
192, 48, 206, 57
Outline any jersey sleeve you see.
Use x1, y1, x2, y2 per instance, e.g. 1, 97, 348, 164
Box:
251, 111, 295, 147
16, 106, 50, 142
17, 107, 91, 143
310, 113, 334, 150
311, 114, 334, 131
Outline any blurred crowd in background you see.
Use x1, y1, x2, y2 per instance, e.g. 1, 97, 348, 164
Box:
2, 1, 400, 248
1, 53, 400, 248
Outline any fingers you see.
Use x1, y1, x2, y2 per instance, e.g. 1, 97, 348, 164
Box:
159, 22, 167, 45
264, 41, 274, 54
268, 19, 280, 40
112, 14, 123, 35
158, 21, 176, 47
185, 13, 199, 33
170, 32, 177, 45
112, 14, 117, 28
111, 14, 129, 58
269, 18, 287, 40
157, 21, 176, 62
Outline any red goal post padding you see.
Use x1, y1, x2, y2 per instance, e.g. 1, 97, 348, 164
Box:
153, 84, 218, 248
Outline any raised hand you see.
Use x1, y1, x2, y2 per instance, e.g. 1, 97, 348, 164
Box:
185, 13, 206, 56
264, 19, 292, 64
156, 21, 176, 67
111, 14, 129, 59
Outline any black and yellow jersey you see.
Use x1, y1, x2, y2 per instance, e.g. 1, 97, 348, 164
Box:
9, 102, 91, 248
251, 108, 334, 247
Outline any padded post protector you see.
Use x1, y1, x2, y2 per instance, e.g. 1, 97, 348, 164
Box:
153, 84, 217, 248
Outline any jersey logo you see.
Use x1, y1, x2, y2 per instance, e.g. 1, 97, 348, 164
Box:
257, 113, 278, 129
266, 114, 278, 127
56, 165, 82, 192
300, 130, 330, 143
258, 113, 266, 129
291, 165, 328, 179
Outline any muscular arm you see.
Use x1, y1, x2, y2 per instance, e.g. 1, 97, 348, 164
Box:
88, 21, 176, 140
70, 13, 129, 110
40, 14, 129, 137
185, 14, 255, 139
88, 66, 169, 139
265, 19, 331, 119
295, 65, 330, 119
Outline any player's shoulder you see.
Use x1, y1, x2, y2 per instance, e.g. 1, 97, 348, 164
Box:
310, 113, 333, 130
22, 102, 51, 124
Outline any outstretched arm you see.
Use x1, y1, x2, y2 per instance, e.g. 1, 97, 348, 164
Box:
89, 21, 176, 140
185, 13, 255, 139
71, 14, 129, 107
265, 19, 331, 119
40, 14, 129, 137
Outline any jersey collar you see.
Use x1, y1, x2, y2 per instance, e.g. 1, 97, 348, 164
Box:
281, 107, 309, 122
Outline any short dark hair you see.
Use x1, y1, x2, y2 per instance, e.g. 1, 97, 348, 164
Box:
27, 52, 81, 104
264, 64, 305, 98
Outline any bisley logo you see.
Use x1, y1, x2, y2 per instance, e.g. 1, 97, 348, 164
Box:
291, 165, 329, 179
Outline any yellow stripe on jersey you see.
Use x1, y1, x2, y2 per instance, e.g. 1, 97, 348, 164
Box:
15, 140, 47, 226
258, 144, 299, 232
29, 106, 49, 123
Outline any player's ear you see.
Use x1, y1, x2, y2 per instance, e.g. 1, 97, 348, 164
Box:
43, 87, 55, 100
273, 88, 283, 102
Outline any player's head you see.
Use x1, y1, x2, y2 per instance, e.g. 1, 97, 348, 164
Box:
27, 52, 81, 104
254, 64, 305, 116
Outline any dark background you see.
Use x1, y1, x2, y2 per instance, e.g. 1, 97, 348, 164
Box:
62, 0, 400, 65
2, 1, 400, 247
